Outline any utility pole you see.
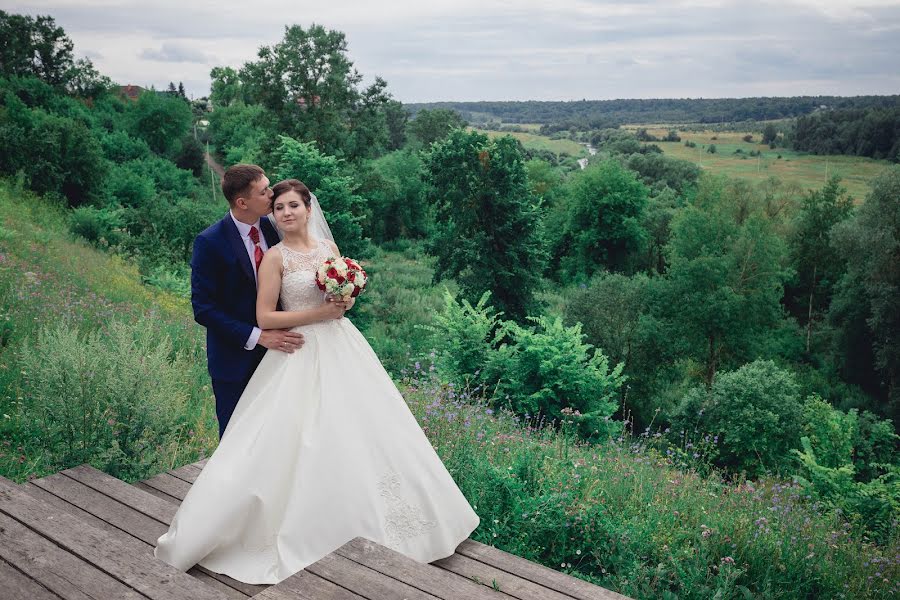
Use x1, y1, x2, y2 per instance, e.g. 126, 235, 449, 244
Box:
207, 141, 217, 203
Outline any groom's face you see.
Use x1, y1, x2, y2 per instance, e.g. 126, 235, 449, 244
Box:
239, 176, 273, 219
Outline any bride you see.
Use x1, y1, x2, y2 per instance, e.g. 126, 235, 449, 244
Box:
154, 178, 480, 584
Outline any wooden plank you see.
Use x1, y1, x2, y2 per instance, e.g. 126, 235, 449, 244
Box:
0, 557, 62, 600
31, 473, 168, 546
335, 537, 504, 600
140, 472, 192, 501
306, 551, 441, 600
168, 463, 203, 484
63, 465, 178, 524
134, 481, 183, 505
0, 478, 226, 600
60, 466, 261, 598
434, 552, 574, 600
26, 479, 248, 600
456, 540, 629, 600
0, 512, 145, 600
252, 569, 367, 600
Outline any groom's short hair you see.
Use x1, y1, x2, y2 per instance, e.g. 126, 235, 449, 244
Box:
222, 164, 265, 205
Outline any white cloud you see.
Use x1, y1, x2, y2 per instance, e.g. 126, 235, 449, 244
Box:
4, 0, 899, 101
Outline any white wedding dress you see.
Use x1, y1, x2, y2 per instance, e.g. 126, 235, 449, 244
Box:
154, 240, 480, 584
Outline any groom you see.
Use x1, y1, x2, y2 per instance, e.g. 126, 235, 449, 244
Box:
191, 164, 304, 438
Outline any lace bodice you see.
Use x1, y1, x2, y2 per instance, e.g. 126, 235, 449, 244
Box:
276, 239, 334, 312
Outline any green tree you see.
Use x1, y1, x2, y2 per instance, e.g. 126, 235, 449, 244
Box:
762, 123, 778, 145
383, 99, 409, 150
552, 159, 648, 277
357, 149, 431, 242
426, 129, 546, 322
238, 24, 390, 158
0, 11, 73, 86
209, 66, 245, 107
656, 176, 791, 386
786, 176, 854, 353
829, 167, 900, 419
408, 108, 465, 147
126, 90, 192, 155
271, 135, 368, 257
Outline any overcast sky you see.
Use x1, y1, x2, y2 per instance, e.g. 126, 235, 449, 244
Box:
7, 0, 900, 102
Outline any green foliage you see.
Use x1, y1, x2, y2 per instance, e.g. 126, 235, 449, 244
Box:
524, 158, 563, 198
355, 149, 432, 243
69, 205, 125, 248
624, 152, 700, 196
406, 373, 899, 599
271, 135, 368, 257
207, 101, 276, 165
99, 129, 152, 163
0, 93, 106, 206
126, 90, 192, 155
407, 108, 466, 147
785, 176, 853, 350
432, 292, 624, 439
794, 421, 899, 543
0, 11, 108, 95
426, 129, 546, 322
492, 315, 625, 439
654, 176, 791, 385
432, 291, 503, 383
829, 166, 900, 419
551, 159, 648, 277
562, 271, 651, 370
674, 360, 804, 478
238, 24, 391, 159
15, 319, 188, 480
800, 394, 857, 469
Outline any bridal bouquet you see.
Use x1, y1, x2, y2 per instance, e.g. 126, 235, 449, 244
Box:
315, 256, 368, 300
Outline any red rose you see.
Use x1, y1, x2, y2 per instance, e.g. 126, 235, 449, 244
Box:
347, 272, 356, 282
327, 267, 338, 279
335, 275, 345, 284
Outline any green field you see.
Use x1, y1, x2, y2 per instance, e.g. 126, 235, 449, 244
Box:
628, 127, 889, 200
475, 128, 588, 157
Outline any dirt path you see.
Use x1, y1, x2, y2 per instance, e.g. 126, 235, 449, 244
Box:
205, 151, 225, 178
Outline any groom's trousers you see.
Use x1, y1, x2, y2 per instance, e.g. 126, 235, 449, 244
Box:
212, 374, 253, 439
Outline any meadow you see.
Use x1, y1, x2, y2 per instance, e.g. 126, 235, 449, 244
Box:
624, 126, 889, 199
477, 127, 589, 157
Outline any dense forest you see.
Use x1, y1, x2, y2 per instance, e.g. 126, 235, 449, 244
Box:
1, 11, 898, 598
792, 106, 900, 161
408, 95, 900, 126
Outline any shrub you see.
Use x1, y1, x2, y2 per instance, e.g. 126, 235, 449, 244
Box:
490, 315, 625, 439
16, 319, 189, 480
673, 360, 804, 478
69, 205, 126, 248
433, 292, 624, 439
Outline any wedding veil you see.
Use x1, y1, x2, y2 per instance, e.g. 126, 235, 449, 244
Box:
266, 190, 334, 244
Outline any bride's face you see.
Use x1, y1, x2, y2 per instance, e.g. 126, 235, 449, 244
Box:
272, 191, 311, 232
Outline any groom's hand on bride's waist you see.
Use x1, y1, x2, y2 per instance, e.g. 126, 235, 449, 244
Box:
259, 330, 304, 353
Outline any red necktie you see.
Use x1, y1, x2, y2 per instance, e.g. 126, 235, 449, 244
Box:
248, 226, 264, 273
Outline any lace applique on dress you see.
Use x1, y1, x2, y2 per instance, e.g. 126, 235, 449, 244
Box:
276, 240, 333, 312
279, 239, 331, 274
377, 471, 437, 549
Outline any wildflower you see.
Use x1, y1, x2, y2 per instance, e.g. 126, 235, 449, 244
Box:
721, 556, 735, 565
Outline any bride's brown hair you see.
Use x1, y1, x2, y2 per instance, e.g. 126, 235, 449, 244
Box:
272, 179, 312, 208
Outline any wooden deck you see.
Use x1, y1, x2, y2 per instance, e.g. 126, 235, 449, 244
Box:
0, 460, 629, 600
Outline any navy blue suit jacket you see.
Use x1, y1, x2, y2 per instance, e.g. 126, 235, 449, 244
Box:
191, 214, 281, 382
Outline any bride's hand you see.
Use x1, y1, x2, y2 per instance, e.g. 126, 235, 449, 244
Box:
320, 298, 347, 320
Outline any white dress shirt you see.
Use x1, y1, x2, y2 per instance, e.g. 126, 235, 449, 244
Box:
230, 211, 269, 350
